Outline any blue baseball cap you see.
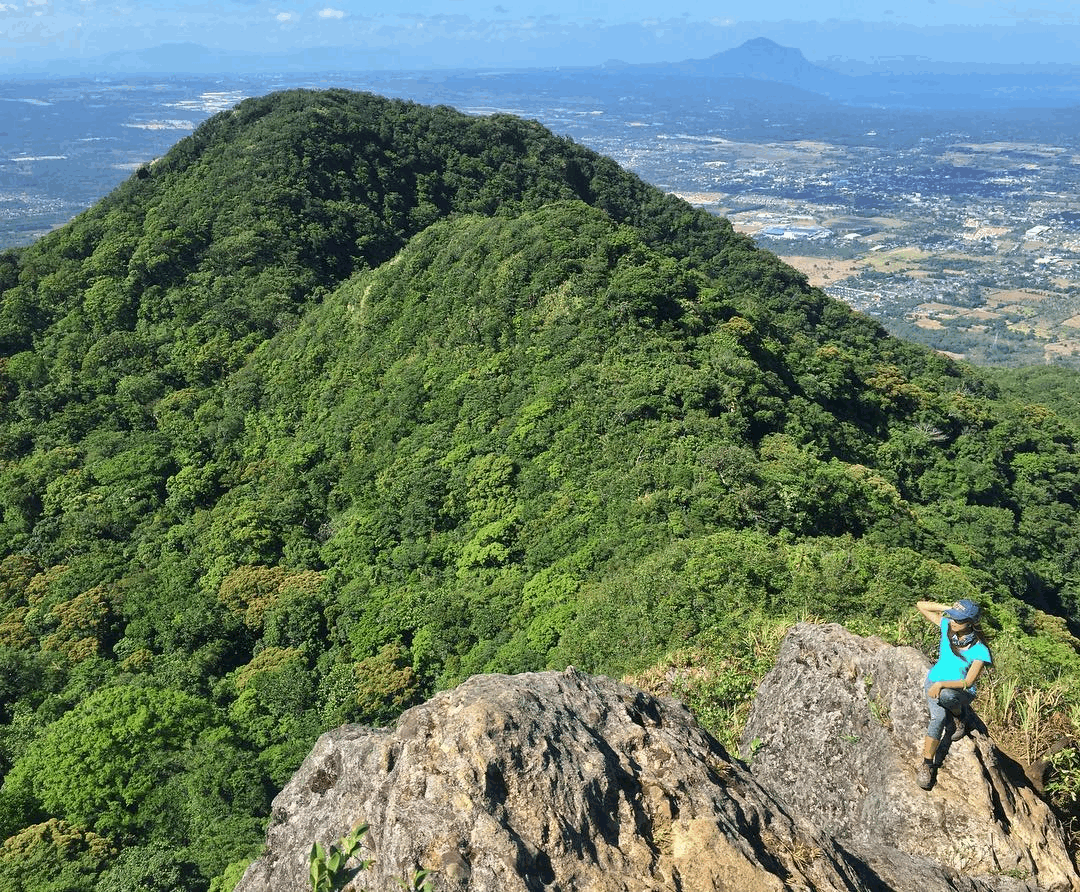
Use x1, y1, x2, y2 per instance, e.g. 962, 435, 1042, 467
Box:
944, 599, 980, 622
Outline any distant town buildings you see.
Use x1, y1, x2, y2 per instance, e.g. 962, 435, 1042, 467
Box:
759, 224, 832, 240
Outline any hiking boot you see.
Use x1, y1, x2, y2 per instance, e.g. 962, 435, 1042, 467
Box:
916, 760, 935, 790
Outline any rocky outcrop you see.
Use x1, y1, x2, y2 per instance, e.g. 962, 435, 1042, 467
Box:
237, 668, 880, 891
236, 653, 1077, 892
741, 623, 1079, 892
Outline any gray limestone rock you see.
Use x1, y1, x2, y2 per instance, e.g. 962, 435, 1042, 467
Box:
236, 654, 1075, 892
741, 622, 1079, 892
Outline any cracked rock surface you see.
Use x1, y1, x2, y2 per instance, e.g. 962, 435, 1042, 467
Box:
237, 633, 1077, 891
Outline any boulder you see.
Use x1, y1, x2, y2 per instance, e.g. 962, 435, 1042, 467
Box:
235, 659, 1073, 892
237, 668, 871, 891
741, 622, 1079, 892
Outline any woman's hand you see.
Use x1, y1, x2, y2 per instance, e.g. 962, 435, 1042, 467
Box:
928, 681, 944, 699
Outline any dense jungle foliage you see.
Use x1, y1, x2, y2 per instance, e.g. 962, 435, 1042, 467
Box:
1, 89, 1079, 890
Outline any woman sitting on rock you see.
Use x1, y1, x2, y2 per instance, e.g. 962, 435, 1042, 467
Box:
915, 598, 992, 790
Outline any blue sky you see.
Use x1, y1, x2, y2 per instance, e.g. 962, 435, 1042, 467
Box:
1, 0, 1078, 67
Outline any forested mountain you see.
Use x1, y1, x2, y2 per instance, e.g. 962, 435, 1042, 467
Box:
1, 89, 1078, 891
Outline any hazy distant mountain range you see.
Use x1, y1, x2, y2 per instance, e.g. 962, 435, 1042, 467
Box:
10, 42, 336, 78
10, 38, 1078, 111
679, 38, 1080, 109
566, 38, 1080, 110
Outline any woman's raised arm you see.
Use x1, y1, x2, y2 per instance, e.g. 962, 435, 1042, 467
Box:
916, 600, 951, 624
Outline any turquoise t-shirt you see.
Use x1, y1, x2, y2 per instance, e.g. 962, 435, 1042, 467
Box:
928, 617, 991, 690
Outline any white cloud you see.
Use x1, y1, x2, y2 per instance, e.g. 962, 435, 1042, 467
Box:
25, 0, 47, 5
318, 7, 345, 18
275, 10, 295, 21
0, 3, 18, 10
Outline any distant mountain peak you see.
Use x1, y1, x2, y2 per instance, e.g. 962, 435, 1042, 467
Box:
683, 36, 844, 94
708, 37, 818, 72
731, 36, 801, 55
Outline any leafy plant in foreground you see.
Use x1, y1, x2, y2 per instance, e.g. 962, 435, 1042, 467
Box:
309, 823, 372, 892
308, 823, 432, 892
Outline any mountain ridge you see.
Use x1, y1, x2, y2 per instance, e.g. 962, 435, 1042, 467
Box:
1, 89, 1079, 891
